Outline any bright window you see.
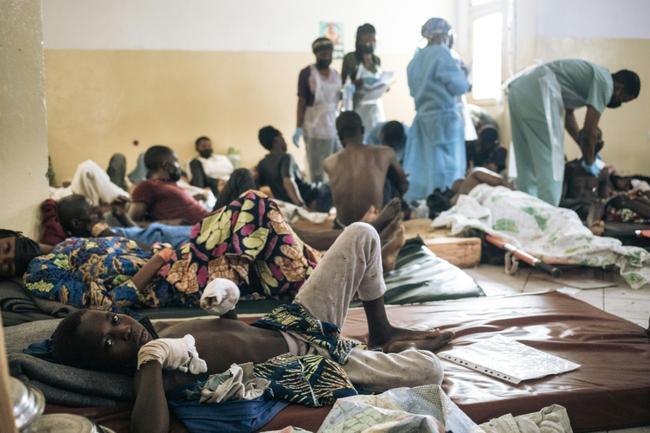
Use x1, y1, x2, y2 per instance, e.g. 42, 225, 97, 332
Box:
471, 11, 503, 100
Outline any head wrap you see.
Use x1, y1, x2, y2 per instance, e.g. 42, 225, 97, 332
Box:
421, 17, 452, 39
312, 37, 334, 53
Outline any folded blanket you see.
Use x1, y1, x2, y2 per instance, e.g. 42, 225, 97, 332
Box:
0, 278, 78, 326
5, 319, 133, 407
9, 353, 133, 407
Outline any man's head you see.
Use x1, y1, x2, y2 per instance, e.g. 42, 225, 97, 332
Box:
217, 168, 257, 209
380, 121, 407, 151
312, 37, 334, 70
144, 145, 181, 181
258, 126, 287, 153
421, 17, 453, 48
57, 194, 99, 237
336, 111, 364, 144
355, 23, 376, 55
426, 189, 454, 219
476, 125, 499, 152
195, 136, 213, 159
0, 229, 42, 279
51, 310, 153, 374
608, 70, 641, 108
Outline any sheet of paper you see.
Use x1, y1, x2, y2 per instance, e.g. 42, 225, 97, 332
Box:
440, 335, 580, 384
358, 71, 394, 101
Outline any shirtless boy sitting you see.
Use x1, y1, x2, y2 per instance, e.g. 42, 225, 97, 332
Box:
49, 223, 453, 433
324, 111, 409, 228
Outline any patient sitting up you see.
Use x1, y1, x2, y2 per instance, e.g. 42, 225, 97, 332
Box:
324, 111, 408, 228
129, 145, 210, 225
47, 222, 453, 433
256, 126, 331, 212
188, 136, 234, 197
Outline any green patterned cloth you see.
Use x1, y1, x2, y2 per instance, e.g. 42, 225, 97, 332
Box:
433, 185, 650, 289
253, 303, 362, 363
254, 353, 357, 406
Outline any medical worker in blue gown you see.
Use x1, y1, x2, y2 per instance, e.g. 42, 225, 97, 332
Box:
507, 61, 641, 206
403, 18, 470, 203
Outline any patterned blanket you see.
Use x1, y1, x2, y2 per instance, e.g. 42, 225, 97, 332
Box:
433, 185, 650, 289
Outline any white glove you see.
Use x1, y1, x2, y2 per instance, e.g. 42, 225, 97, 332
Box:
292, 127, 303, 148
200, 278, 240, 316
137, 334, 208, 374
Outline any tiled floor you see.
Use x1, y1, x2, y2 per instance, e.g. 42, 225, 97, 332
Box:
466, 264, 650, 328
466, 264, 650, 433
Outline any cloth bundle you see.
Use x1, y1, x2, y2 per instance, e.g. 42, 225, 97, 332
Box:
196, 363, 269, 404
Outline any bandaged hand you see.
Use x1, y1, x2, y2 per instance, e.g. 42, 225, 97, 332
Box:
200, 278, 240, 316
137, 334, 208, 374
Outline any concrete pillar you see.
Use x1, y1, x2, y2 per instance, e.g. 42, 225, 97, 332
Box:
0, 0, 49, 238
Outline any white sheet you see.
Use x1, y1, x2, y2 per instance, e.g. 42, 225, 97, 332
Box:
432, 185, 650, 289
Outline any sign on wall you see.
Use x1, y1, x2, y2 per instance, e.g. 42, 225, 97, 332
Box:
319, 21, 344, 59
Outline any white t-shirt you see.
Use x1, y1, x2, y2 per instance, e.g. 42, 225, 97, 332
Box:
198, 155, 234, 181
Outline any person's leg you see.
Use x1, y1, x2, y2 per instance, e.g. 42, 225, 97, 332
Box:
509, 93, 538, 198
291, 197, 402, 251
343, 347, 443, 392
294, 222, 385, 327
305, 138, 332, 183
106, 153, 127, 190
294, 222, 452, 349
70, 160, 129, 206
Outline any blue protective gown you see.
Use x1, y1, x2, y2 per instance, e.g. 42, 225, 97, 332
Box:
403, 44, 470, 202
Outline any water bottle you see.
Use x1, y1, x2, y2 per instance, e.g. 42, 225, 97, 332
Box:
342, 77, 355, 111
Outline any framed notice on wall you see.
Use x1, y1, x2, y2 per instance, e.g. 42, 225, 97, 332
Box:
319, 22, 344, 59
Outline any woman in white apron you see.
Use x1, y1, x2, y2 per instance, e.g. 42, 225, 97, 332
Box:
294, 37, 342, 182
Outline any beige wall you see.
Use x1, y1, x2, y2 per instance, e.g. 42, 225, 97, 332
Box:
43, 0, 649, 181
45, 50, 417, 181
0, 0, 49, 238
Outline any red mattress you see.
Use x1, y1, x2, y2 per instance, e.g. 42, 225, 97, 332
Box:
48, 291, 650, 432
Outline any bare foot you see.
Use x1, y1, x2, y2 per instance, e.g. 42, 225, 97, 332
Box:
361, 205, 379, 224
382, 331, 454, 353
371, 198, 402, 234
381, 225, 405, 272
379, 213, 402, 244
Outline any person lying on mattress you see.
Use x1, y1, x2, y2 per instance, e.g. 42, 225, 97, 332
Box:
52, 194, 192, 249
47, 222, 453, 433
1, 192, 405, 311
426, 167, 513, 219
561, 138, 650, 227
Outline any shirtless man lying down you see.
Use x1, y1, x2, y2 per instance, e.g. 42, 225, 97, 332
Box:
48, 223, 453, 433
